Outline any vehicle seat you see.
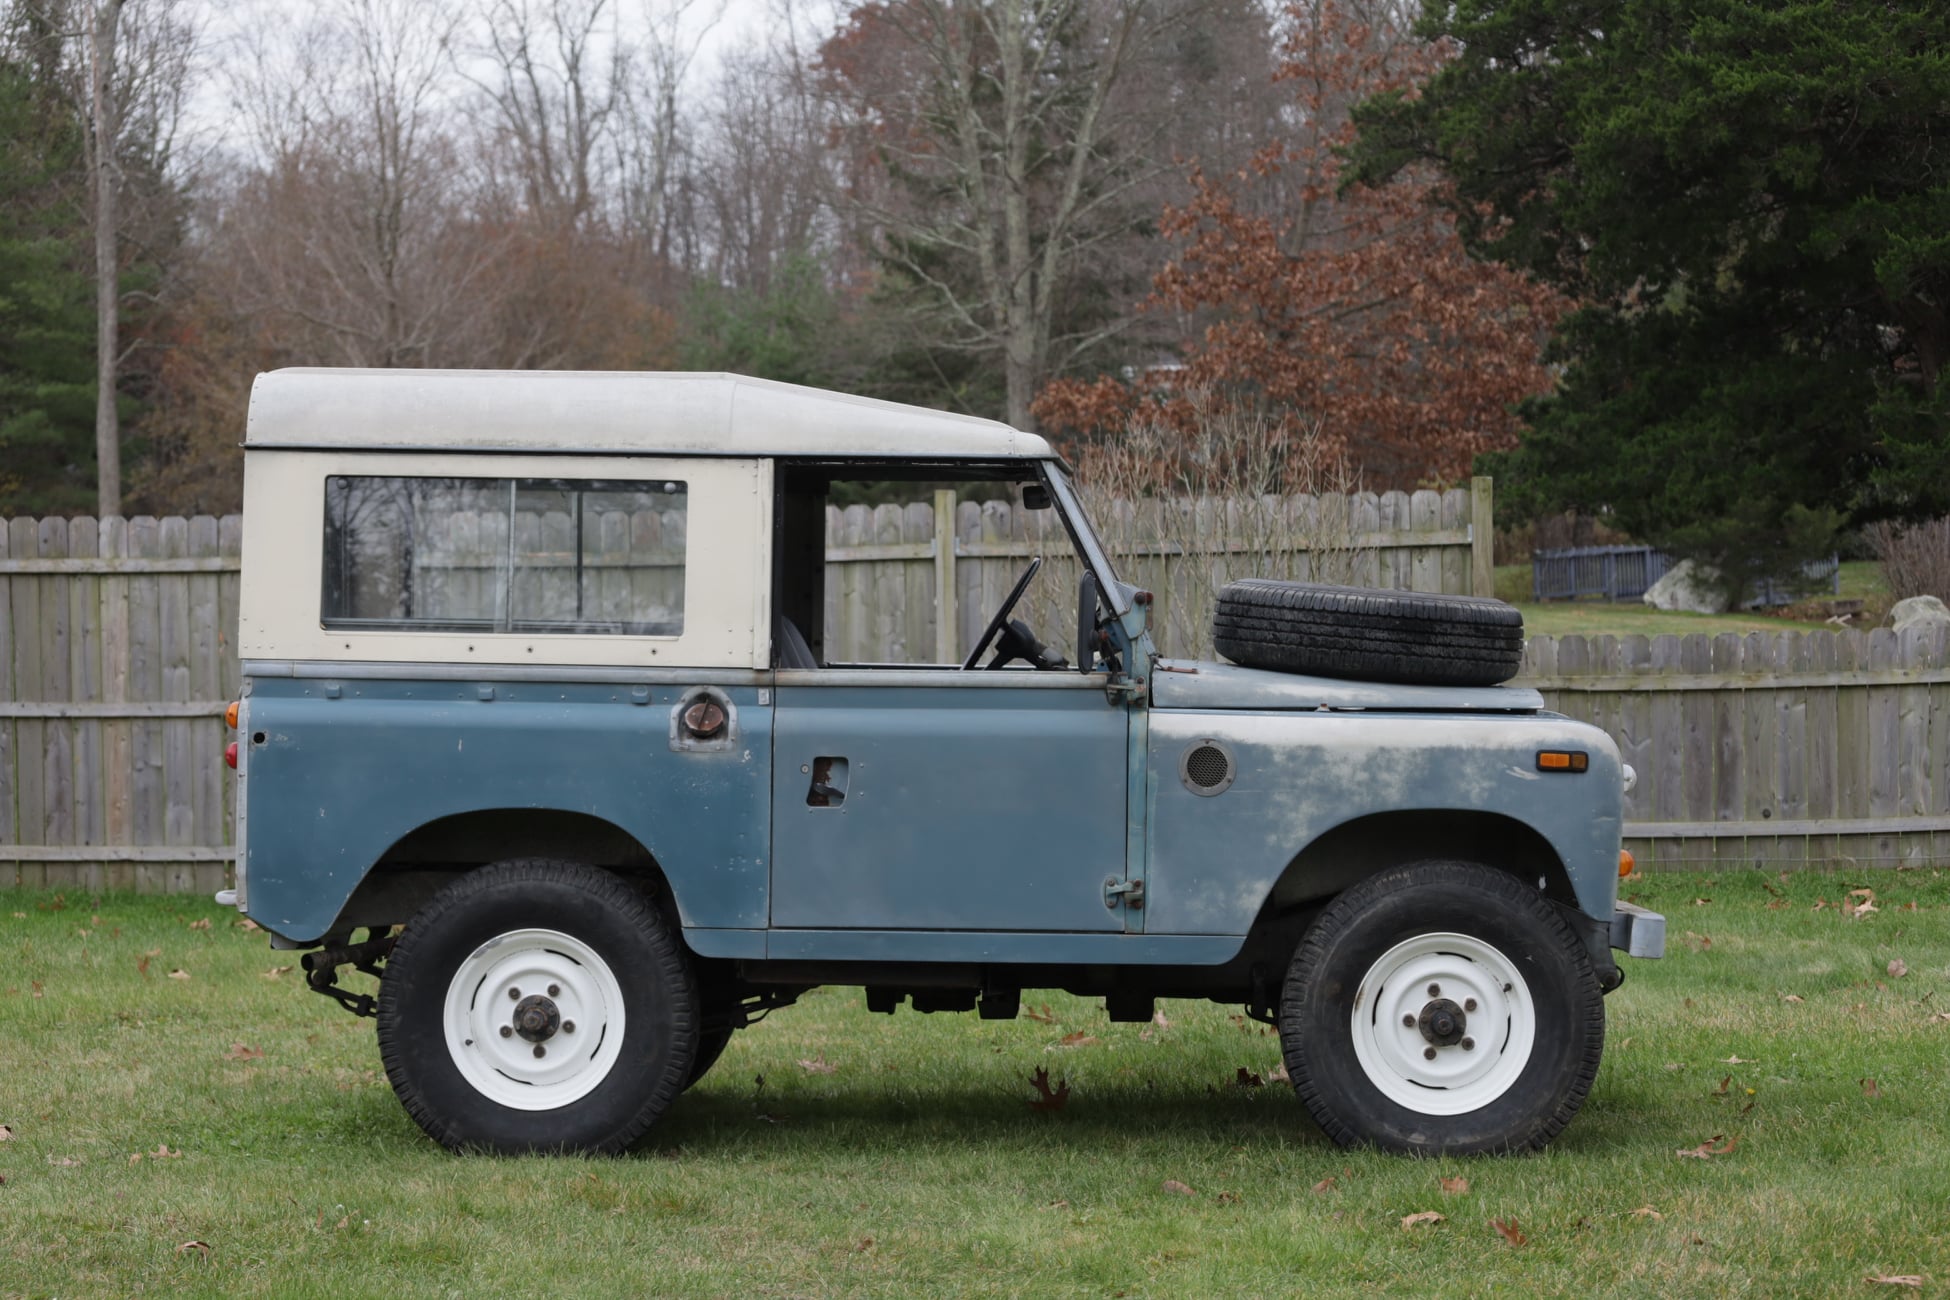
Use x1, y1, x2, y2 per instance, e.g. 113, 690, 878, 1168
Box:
778, 617, 817, 669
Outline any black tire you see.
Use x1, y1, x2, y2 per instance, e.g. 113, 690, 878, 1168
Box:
1279, 861, 1604, 1154
1212, 580, 1523, 687
376, 860, 697, 1154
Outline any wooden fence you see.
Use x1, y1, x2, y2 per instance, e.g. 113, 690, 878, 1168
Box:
1516, 627, 1950, 870
1, 516, 241, 894
3, 492, 1942, 891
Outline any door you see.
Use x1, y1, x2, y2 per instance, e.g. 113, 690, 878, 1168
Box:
769, 676, 1131, 932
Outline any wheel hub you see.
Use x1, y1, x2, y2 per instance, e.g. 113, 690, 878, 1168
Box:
1417, 997, 1466, 1047
512, 994, 561, 1043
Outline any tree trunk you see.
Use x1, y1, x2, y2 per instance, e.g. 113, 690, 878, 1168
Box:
90, 0, 124, 517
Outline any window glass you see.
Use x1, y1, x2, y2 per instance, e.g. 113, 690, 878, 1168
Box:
322, 476, 687, 635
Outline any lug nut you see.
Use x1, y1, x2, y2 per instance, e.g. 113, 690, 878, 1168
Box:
533, 1045, 546, 1059
563, 1021, 576, 1034
1423, 1046, 1437, 1060
1464, 998, 1477, 1012
1427, 983, 1440, 997
509, 987, 521, 1000
1461, 1037, 1475, 1051
1402, 1014, 1416, 1028
548, 984, 560, 997
499, 1025, 513, 1038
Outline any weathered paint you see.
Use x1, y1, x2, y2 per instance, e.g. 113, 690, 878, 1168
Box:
769, 681, 1130, 932
1144, 710, 1624, 933
1149, 658, 1546, 714
242, 676, 773, 941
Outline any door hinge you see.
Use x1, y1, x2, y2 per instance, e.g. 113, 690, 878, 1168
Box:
1104, 877, 1145, 910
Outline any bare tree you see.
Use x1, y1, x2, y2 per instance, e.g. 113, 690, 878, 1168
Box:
818, 0, 1208, 429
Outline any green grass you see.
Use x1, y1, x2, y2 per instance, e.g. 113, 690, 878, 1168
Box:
1494, 560, 1890, 640
4, 873, 1949, 1297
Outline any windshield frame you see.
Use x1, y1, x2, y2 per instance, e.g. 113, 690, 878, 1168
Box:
1039, 461, 1128, 617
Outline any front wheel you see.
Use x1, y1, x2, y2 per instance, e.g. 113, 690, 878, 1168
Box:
1279, 861, 1604, 1154
376, 860, 698, 1154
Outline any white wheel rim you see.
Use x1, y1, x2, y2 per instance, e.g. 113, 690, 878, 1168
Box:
442, 928, 626, 1111
1349, 931, 1535, 1116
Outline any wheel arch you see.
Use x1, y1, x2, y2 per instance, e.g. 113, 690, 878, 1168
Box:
1263, 809, 1574, 916
324, 808, 679, 937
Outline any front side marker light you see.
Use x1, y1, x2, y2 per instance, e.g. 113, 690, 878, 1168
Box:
1536, 750, 1589, 773
225, 701, 240, 729
1619, 849, 1635, 878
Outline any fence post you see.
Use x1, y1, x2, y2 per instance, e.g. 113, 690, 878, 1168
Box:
1470, 476, 1494, 598
933, 489, 958, 664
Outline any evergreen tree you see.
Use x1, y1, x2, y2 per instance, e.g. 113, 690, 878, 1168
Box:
1353, 0, 1950, 600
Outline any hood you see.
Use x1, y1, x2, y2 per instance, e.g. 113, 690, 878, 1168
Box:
1147, 658, 1544, 713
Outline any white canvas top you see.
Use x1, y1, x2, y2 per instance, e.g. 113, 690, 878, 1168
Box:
245, 368, 1051, 460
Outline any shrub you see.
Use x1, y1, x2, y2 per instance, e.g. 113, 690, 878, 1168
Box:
1868, 516, 1950, 602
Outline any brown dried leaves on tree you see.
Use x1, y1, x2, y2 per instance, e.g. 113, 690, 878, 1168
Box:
1037, 0, 1568, 485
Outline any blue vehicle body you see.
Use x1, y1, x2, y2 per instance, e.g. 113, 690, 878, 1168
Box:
238, 658, 1626, 980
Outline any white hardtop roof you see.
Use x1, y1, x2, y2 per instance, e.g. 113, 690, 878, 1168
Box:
245, 368, 1053, 460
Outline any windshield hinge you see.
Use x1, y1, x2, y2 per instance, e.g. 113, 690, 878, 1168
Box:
1103, 877, 1145, 910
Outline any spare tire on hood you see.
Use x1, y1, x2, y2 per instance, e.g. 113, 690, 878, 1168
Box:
1212, 580, 1524, 688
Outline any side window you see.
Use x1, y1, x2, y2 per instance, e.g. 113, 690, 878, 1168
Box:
322, 476, 688, 635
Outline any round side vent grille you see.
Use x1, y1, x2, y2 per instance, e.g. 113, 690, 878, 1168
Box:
1179, 740, 1236, 797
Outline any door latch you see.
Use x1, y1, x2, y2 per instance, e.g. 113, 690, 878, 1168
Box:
1103, 877, 1145, 910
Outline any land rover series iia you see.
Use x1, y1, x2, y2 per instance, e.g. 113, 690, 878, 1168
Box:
222, 368, 1664, 1155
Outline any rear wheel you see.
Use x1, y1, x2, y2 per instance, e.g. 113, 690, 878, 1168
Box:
376, 860, 697, 1154
1279, 861, 1603, 1154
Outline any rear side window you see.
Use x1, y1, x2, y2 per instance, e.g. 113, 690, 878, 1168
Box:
322, 476, 688, 635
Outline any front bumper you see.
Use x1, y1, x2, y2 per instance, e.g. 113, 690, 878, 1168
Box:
1610, 902, 1666, 959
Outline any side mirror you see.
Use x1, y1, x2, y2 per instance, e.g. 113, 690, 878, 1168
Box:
1022, 484, 1052, 511
1076, 569, 1099, 672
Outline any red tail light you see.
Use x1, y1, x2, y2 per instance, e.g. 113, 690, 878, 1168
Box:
225, 742, 238, 769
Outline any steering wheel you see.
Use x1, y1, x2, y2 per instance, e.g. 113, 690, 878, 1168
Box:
961, 557, 1042, 670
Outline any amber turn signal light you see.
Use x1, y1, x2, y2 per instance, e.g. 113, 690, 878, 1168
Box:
1618, 849, 1635, 878
225, 701, 239, 729
1536, 750, 1589, 772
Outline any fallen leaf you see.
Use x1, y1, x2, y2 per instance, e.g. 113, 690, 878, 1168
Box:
1151, 1008, 1171, 1029
10, 912, 23, 919
1930, 1011, 1950, 1024
1629, 1206, 1663, 1221
31, 982, 43, 999
188, 918, 211, 931
1215, 1191, 1242, 1205
1043, 1199, 1069, 1210
224, 1044, 264, 1062
753, 1112, 786, 1125
1693, 897, 1712, 907
1233, 1067, 1263, 1088
1161, 1180, 1196, 1196
167, 969, 190, 981
1888, 959, 1908, 979
1311, 1177, 1337, 1195
1722, 1055, 1754, 1065
234, 917, 261, 931
1401, 1211, 1445, 1230
175, 1240, 211, 1258
1490, 1218, 1527, 1246
0, 1124, 13, 1141
148, 1144, 181, 1159
1439, 1176, 1469, 1196
1782, 994, 1805, 1004
47, 1155, 82, 1167
1052, 1032, 1099, 1049
1866, 1275, 1925, 1288
1677, 1135, 1739, 1160
795, 1054, 837, 1075
1266, 1061, 1290, 1084
1711, 1076, 1731, 1097
137, 955, 152, 976
1023, 1005, 1056, 1024
1861, 1077, 1882, 1099
262, 965, 293, 979
1026, 1066, 1070, 1113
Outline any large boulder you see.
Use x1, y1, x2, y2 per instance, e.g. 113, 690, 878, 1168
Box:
1643, 560, 1728, 614
1890, 595, 1950, 633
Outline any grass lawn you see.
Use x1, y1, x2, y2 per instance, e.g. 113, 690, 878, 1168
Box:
1495, 561, 1891, 641
4, 871, 1948, 1298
